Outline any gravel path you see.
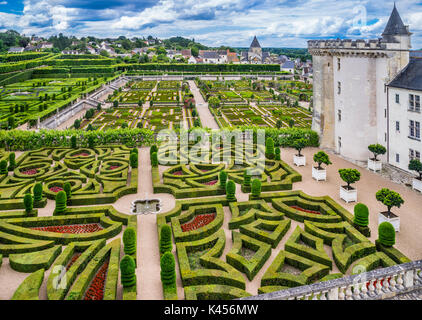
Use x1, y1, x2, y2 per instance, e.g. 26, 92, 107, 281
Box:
188, 80, 219, 129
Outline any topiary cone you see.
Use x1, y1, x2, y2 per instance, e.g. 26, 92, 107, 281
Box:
378, 222, 395, 247
159, 224, 173, 255
123, 227, 136, 255
353, 203, 369, 227
120, 255, 136, 287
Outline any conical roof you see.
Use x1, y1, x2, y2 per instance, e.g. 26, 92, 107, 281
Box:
250, 36, 261, 48
382, 4, 410, 36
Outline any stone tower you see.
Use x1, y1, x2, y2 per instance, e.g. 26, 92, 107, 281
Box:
308, 4, 411, 162
249, 36, 263, 59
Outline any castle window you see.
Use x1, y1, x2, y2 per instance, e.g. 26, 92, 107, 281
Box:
338, 136, 341, 148
409, 94, 414, 111
396, 153, 400, 163
396, 121, 400, 132
409, 120, 421, 139
337, 58, 341, 71
337, 82, 341, 95
409, 149, 419, 161
338, 109, 341, 121
385, 109, 387, 118
416, 95, 420, 112
395, 94, 400, 103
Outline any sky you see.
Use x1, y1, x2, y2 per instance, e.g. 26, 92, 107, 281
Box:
0, 0, 421, 48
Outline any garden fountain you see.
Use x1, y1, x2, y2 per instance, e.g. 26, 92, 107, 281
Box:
130, 199, 161, 215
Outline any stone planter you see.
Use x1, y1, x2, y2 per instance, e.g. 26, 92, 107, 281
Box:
378, 211, 400, 232
368, 158, 382, 172
293, 154, 306, 167
412, 178, 422, 193
312, 166, 326, 181
339, 186, 357, 203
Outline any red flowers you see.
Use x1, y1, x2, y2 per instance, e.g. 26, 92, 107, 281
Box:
84, 261, 109, 300
181, 213, 215, 232
21, 169, 38, 175
109, 165, 121, 170
73, 153, 90, 157
290, 205, 321, 215
49, 186, 63, 193
31, 223, 104, 234
203, 180, 218, 186
172, 171, 183, 176
66, 253, 82, 271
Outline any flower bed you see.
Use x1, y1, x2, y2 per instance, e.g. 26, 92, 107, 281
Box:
21, 169, 38, 175
290, 205, 321, 215
172, 171, 183, 176
49, 186, 63, 193
73, 153, 90, 157
181, 213, 216, 232
109, 165, 121, 170
31, 223, 104, 234
202, 180, 218, 186
66, 253, 82, 271
84, 260, 109, 300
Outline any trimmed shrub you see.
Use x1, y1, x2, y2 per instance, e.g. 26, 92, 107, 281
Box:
54, 191, 67, 214
131, 147, 138, 155
292, 137, 307, 156
151, 152, 158, 167
275, 147, 281, 160
63, 182, 71, 200
123, 227, 136, 255
130, 152, 138, 168
219, 170, 227, 190
243, 170, 251, 187
251, 179, 262, 198
159, 224, 173, 255
226, 180, 236, 201
353, 203, 369, 227
0, 160, 7, 174
8, 152, 16, 171
150, 145, 158, 156
378, 222, 395, 247
409, 159, 422, 180
33, 182, 43, 202
23, 193, 33, 214
160, 252, 176, 289
88, 135, 95, 148
71, 136, 77, 149
265, 137, 275, 159
120, 255, 136, 288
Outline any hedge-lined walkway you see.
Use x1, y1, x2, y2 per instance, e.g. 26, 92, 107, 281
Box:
188, 80, 219, 129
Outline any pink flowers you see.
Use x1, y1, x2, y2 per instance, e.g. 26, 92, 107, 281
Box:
49, 186, 63, 193
203, 180, 218, 186
172, 170, 183, 176
73, 152, 90, 157
21, 169, 38, 175
109, 165, 121, 170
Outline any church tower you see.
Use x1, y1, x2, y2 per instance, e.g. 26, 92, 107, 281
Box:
248, 36, 263, 63
308, 4, 411, 163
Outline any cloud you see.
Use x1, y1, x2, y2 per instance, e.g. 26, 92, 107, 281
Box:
1, 0, 421, 48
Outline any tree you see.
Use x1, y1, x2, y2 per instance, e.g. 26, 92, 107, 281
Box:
113, 100, 119, 108
71, 135, 77, 148
159, 224, 172, 255
376, 188, 404, 218
276, 119, 283, 129
123, 227, 136, 255
243, 170, 251, 187
208, 96, 220, 108
23, 193, 33, 214
120, 255, 136, 287
88, 135, 95, 148
408, 159, 422, 180
275, 147, 281, 160
292, 137, 307, 156
73, 119, 81, 129
8, 116, 15, 129
368, 144, 386, 161
54, 190, 67, 215
313, 151, 332, 170
338, 168, 361, 189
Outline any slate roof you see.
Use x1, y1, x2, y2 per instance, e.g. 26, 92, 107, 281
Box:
281, 61, 295, 69
388, 58, 422, 91
203, 51, 219, 59
250, 36, 261, 48
382, 4, 410, 36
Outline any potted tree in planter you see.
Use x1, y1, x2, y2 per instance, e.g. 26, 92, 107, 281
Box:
367, 144, 386, 172
292, 137, 307, 167
338, 168, 361, 202
409, 159, 422, 192
376, 188, 404, 232
312, 151, 331, 181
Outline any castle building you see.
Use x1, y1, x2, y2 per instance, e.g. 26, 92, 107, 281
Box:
308, 4, 413, 170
